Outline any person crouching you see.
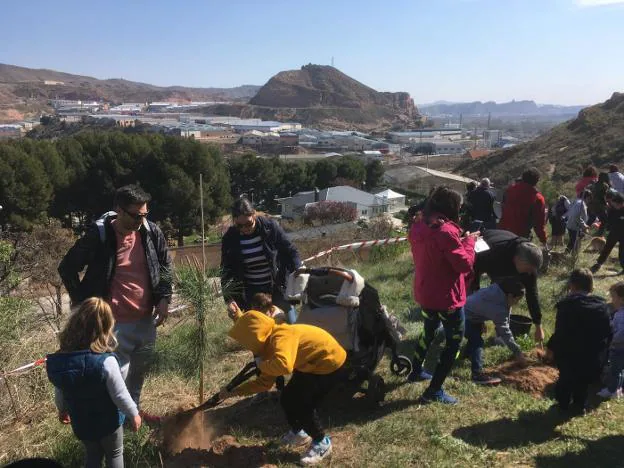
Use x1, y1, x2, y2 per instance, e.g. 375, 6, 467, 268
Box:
218, 311, 346, 465
547, 269, 612, 415
464, 278, 528, 385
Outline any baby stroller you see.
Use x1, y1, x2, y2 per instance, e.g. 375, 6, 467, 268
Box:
288, 267, 412, 405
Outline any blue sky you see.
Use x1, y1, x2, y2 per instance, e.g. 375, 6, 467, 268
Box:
1, 0, 623, 105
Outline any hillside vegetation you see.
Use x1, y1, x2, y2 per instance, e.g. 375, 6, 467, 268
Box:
456, 92, 624, 186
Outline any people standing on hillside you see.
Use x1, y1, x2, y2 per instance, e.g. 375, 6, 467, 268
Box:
464, 278, 528, 385
58, 185, 172, 423
590, 192, 624, 274
498, 168, 548, 246
597, 282, 624, 399
221, 197, 302, 320
408, 186, 477, 404
608, 165, 624, 194
547, 269, 611, 415
565, 190, 592, 254
467, 178, 497, 230
549, 195, 570, 247
588, 172, 611, 234
46, 298, 142, 468
460, 181, 478, 230
576, 166, 598, 198
470, 229, 545, 344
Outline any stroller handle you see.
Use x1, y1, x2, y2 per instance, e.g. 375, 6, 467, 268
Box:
296, 267, 354, 283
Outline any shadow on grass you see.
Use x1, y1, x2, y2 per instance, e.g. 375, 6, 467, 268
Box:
201, 388, 420, 465
534, 435, 624, 468
452, 407, 574, 450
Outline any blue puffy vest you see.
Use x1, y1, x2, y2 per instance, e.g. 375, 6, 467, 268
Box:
46, 350, 125, 441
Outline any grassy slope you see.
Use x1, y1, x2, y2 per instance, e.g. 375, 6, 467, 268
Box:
2, 246, 624, 467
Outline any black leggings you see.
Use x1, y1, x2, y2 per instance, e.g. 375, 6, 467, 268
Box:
280, 367, 345, 442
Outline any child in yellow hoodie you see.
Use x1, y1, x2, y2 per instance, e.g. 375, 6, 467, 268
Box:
219, 310, 347, 466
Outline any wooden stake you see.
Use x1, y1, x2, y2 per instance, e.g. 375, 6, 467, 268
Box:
2, 373, 19, 421
199, 173, 206, 404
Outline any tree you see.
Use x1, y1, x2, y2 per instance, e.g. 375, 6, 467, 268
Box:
303, 201, 358, 225
313, 160, 338, 189
335, 156, 366, 185
366, 160, 385, 190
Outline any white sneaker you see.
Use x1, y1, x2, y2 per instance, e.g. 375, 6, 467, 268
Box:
300, 436, 332, 465
597, 387, 620, 399
280, 429, 312, 447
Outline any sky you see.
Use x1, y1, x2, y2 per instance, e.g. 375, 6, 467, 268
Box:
1, 0, 624, 106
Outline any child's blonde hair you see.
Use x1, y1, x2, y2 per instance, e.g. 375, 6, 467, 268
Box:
59, 298, 117, 353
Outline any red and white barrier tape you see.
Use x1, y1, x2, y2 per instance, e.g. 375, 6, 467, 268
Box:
303, 236, 407, 263
0, 304, 189, 381
3, 237, 406, 380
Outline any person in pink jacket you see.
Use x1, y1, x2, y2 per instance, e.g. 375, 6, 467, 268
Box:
407, 186, 478, 404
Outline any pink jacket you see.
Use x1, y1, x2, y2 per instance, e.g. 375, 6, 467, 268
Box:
409, 214, 476, 311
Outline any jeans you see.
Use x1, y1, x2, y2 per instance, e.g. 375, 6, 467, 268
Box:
280, 366, 346, 442
607, 349, 624, 393
83, 426, 123, 468
596, 233, 624, 268
566, 229, 582, 252
114, 316, 157, 407
413, 307, 465, 393
464, 320, 485, 375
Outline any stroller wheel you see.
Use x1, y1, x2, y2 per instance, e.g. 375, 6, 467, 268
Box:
366, 375, 386, 406
390, 355, 412, 377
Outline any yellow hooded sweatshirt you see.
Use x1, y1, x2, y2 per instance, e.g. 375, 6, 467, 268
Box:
228, 311, 347, 395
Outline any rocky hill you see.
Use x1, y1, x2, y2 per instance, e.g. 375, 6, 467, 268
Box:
0, 63, 260, 121
247, 64, 420, 130
456, 92, 624, 185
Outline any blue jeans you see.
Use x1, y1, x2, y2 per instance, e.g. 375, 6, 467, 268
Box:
464, 320, 484, 375
607, 349, 624, 393
413, 307, 465, 393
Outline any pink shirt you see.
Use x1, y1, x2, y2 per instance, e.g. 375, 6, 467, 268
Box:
108, 221, 152, 323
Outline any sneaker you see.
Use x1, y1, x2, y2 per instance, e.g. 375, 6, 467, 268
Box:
407, 369, 433, 382
139, 410, 162, 427
300, 436, 332, 465
419, 388, 458, 405
279, 429, 312, 448
590, 263, 602, 274
472, 373, 502, 386
597, 387, 621, 399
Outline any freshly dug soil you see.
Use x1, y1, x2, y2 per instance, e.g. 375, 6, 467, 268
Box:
488, 350, 559, 398
161, 409, 215, 454
164, 435, 274, 468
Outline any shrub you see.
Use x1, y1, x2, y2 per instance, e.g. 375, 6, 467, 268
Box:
303, 201, 358, 225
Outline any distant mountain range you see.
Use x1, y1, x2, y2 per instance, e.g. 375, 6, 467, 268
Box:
0, 63, 261, 121
419, 100, 586, 117
456, 92, 624, 185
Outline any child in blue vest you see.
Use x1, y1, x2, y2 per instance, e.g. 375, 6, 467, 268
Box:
46, 298, 141, 468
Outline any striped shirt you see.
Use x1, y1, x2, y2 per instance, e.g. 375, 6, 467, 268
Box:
240, 231, 272, 287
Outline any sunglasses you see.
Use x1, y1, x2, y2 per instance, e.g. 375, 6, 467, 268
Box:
122, 207, 149, 221
235, 219, 254, 230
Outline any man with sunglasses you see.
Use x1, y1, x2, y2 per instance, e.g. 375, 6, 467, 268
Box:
221, 197, 301, 318
59, 185, 172, 422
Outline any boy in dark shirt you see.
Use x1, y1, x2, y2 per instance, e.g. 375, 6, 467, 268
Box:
547, 269, 612, 414
591, 192, 624, 274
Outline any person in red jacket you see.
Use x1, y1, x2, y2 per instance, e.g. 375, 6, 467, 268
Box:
575, 166, 598, 198
408, 186, 477, 404
498, 168, 548, 245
